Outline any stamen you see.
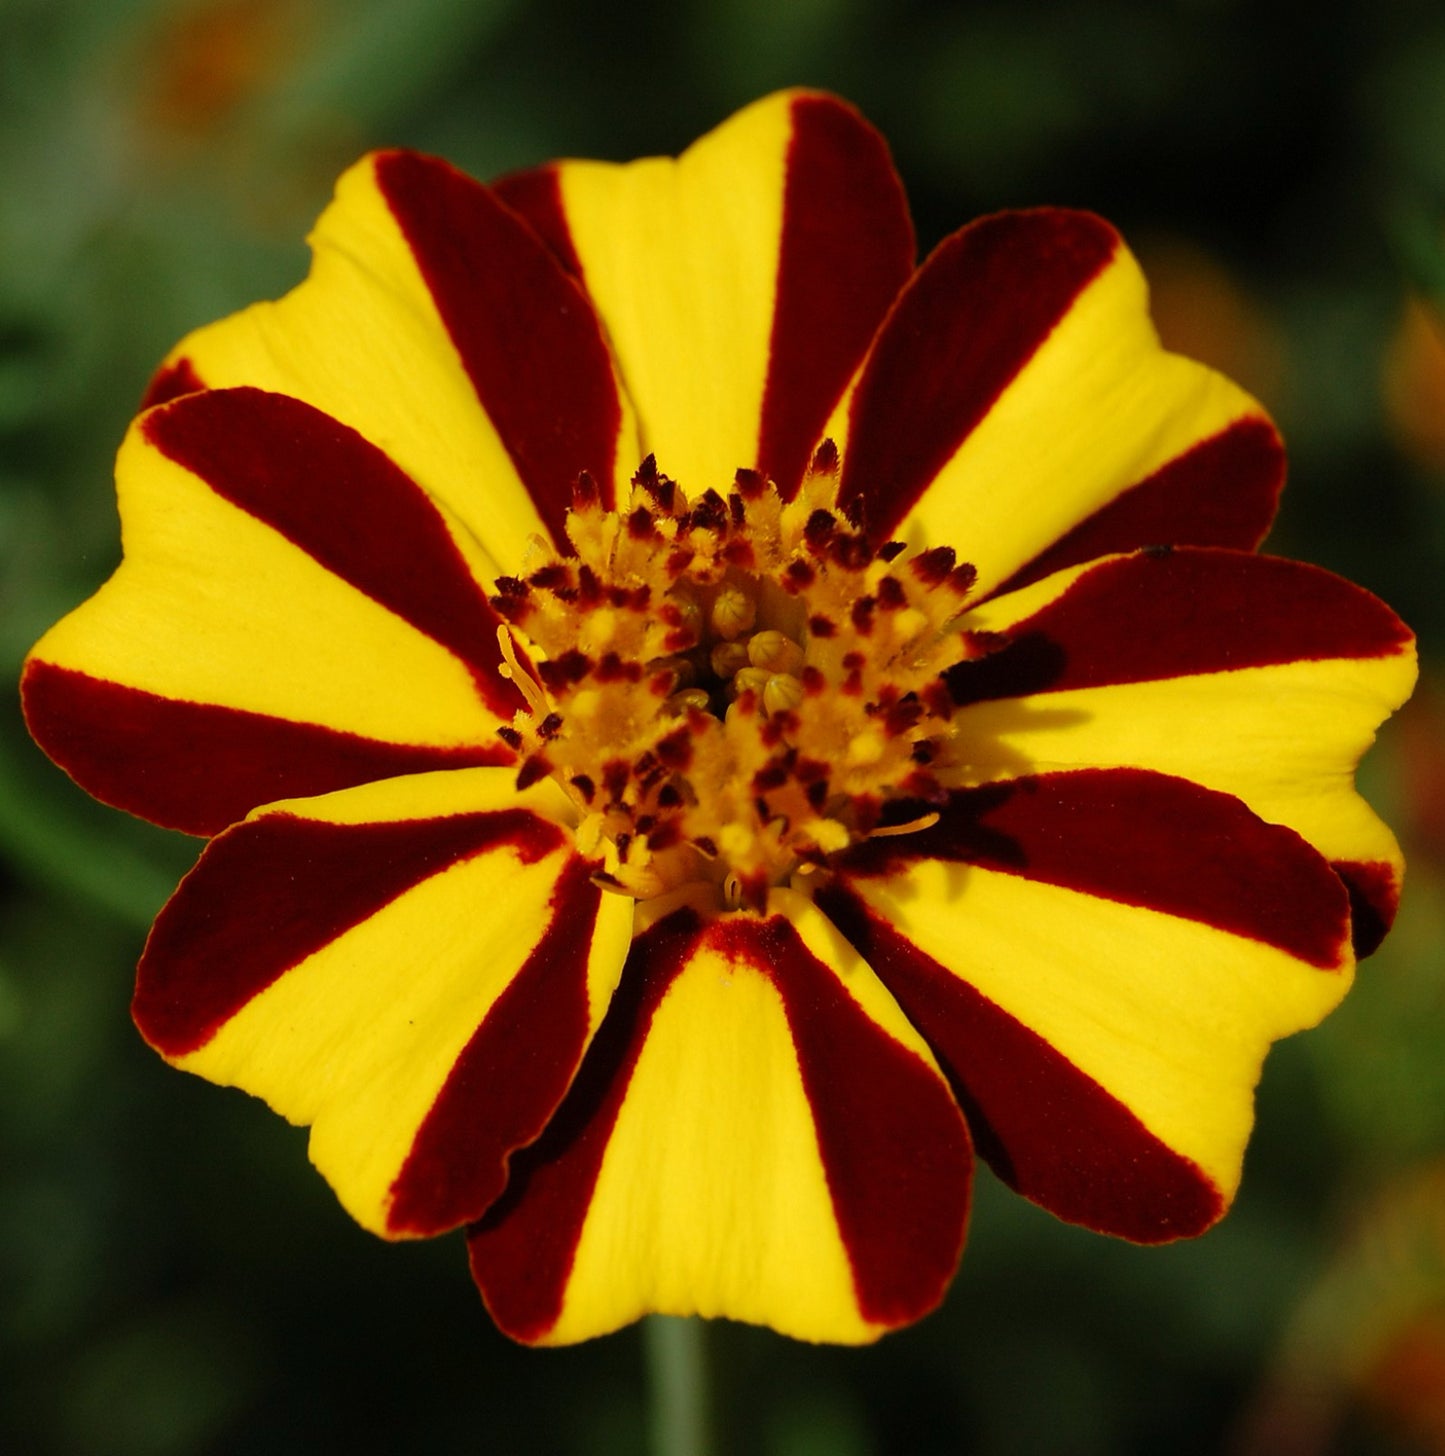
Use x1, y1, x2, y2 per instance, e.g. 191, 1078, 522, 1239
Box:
869, 812, 941, 839
762, 673, 805, 716
492, 451, 976, 909
747, 630, 805, 677
496, 626, 549, 717
711, 584, 757, 639
710, 640, 751, 679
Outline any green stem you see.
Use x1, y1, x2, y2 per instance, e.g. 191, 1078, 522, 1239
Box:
644, 1315, 711, 1456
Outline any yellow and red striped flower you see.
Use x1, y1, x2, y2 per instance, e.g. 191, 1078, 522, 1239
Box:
22, 91, 1415, 1345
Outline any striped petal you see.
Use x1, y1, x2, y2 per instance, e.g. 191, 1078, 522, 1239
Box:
948, 547, 1418, 954
23, 388, 516, 836
818, 767, 1353, 1237
467, 889, 970, 1346
833, 211, 1281, 595
495, 89, 914, 501
145, 149, 637, 566
134, 769, 633, 1238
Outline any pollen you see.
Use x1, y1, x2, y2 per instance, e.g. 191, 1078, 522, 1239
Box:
490, 448, 982, 910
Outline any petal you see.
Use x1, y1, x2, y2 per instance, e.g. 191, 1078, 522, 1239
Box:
134, 769, 633, 1238
146, 149, 637, 565
497, 90, 914, 500
834, 211, 1278, 594
948, 548, 1418, 953
991, 416, 1284, 595
467, 890, 970, 1345
819, 767, 1353, 1238
24, 390, 516, 836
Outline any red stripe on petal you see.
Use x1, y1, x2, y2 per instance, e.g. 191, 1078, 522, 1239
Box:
846, 770, 1350, 969
387, 857, 605, 1236
468, 907, 705, 1343
141, 355, 206, 409
492, 164, 585, 278
949, 548, 1415, 706
1332, 858, 1400, 959
143, 388, 515, 713
994, 416, 1284, 596
135, 807, 566, 1057
838, 211, 1118, 535
374, 150, 622, 540
22, 661, 511, 838
816, 883, 1224, 1242
713, 913, 970, 1327
756, 94, 914, 502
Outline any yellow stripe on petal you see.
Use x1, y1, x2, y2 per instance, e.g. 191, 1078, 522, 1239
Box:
143, 770, 632, 1237
949, 549, 1416, 893
470, 893, 971, 1345
32, 427, 492, 747
910, 257, 1259, 593
554, 922, 866, 1343
837, 212, 1268, 595
155, 152, 637, 568
845, 860, 1349, 1201
551, 94, 794, 493
959, 657, 1412, 887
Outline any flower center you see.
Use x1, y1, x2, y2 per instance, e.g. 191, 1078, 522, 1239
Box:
490, 444, 980, 910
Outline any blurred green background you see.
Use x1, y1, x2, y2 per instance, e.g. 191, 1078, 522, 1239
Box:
3, 0, 1445, 1452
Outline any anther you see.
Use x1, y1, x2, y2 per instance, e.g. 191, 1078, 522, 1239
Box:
667, 688, 711, 715
572, 470, 599, 509
869, 812, 941, 839
762, 673, 805, 716
731, 666, 772, 700
710, 584, 756, 640
734, 466, 767, 499
810, 438, 839, 475
647, 655, 697, 692
710, 640, 751, 679
747, 630, 805, 676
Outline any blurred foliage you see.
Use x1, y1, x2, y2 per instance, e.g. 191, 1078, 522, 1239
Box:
3, 1, 1445, 1452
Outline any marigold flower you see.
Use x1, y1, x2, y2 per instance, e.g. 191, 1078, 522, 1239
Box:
22, 90, 1416, 1346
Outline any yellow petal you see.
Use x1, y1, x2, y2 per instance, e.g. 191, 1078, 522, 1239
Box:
25, 392, 513, 833
832, 845, 1348, 1209
833, 212, 1272, 595
135, 769, 632, 1237
468, 889, 970, 1345
534, 90, 913, 499
150, 150, 638, 567
951, 547, 1417, 951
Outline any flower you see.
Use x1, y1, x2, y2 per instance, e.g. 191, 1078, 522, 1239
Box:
22, 90, 1416, 1346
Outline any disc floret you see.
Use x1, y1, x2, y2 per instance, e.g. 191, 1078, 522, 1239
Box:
490, 445, 980, 909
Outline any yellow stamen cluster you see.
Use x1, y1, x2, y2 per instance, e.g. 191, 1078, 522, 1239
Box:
490, 445, 980, 909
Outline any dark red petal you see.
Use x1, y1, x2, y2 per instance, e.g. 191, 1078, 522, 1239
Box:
993, 416, 1285, 596
1332, 857, 1401, 959
387, 857, 605, 1235
948, 547, 1415, 706
22, 661, 510, 838
838, 210, 1119, 535
491, 164, 585, 278
844, 769, 1351, 969
816, 883, 1224, 1242
755, 94, 915, 502
374, 150, 623, 540
135, 807, 565, 1056
710, 913, 970, 1327
143, 387, 515, 713
141, 355, 206, 409
467, 905, 971, 1338
468, 907, 707, 1342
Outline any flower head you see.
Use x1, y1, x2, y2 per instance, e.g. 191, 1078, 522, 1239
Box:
23, 91, 1416, 1345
